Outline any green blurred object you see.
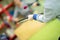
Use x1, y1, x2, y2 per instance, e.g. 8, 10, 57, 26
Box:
29, 19, 60, 40
29, 1, 60, 40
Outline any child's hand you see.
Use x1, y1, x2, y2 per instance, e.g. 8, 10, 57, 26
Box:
28, 14, 33, 20
32, 2, 37, 7
13, 18, 19, 22
32, 2, 40, 7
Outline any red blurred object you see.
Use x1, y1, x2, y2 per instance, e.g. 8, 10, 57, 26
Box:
24, 6, 28, 9
0, 22, 5, 29
0, 2, 13, 29
0, 22, 11, 29
0, 2, 17, 40
0, 2, 13, 18
0, 4, 2, 7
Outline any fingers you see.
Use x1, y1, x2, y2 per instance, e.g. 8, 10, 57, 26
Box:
28, 15, 33, 20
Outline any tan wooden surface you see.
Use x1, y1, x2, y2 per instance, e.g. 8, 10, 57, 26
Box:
14, 20, 45, 40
